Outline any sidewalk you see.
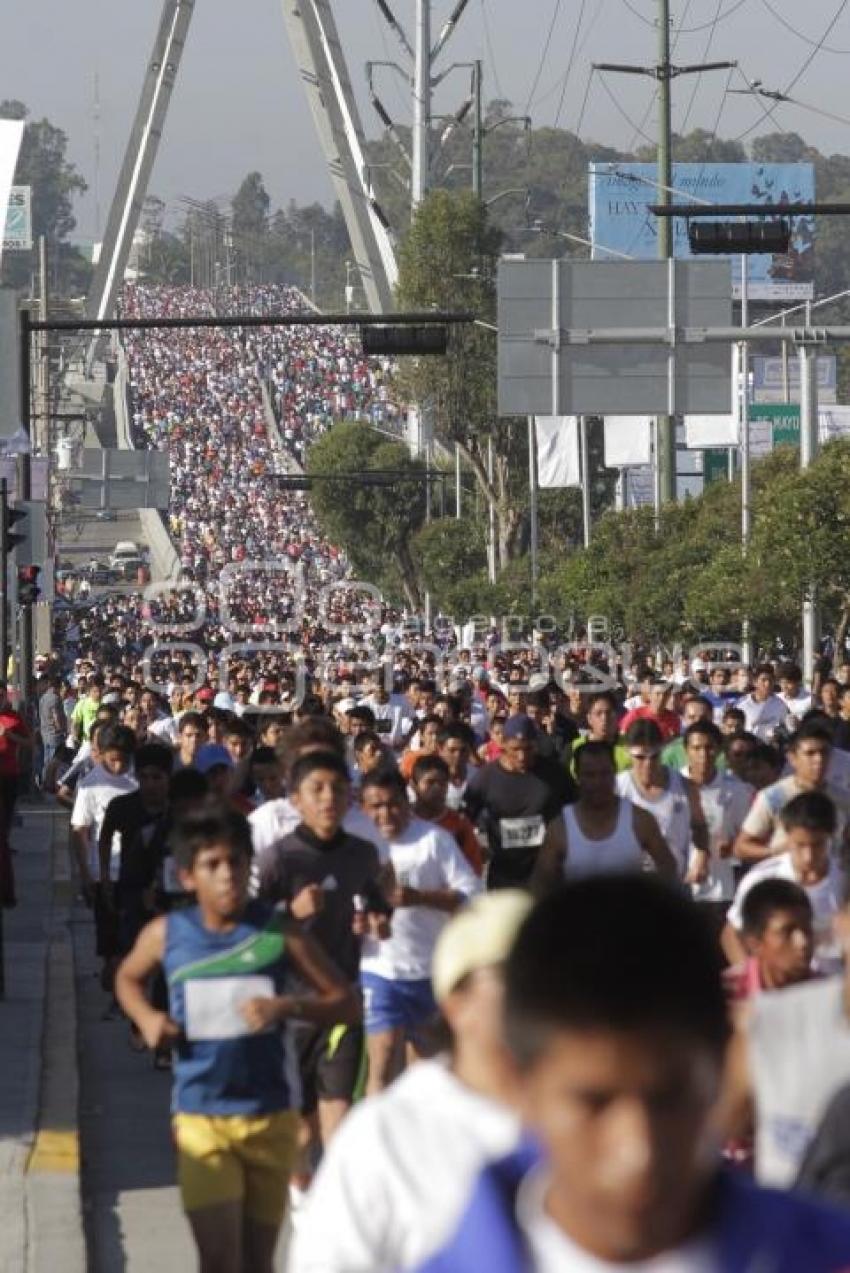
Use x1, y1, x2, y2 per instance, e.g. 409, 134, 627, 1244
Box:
0, 802, 86, 1273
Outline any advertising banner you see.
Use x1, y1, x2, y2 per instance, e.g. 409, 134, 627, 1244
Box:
588, 162, 815, 300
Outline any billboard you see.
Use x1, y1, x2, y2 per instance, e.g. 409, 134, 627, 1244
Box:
588, 162, 815, 300
3, 186, 31, 251
751, 354, 836, 404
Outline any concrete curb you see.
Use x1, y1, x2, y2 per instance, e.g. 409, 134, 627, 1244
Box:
24, 810, 86, 1273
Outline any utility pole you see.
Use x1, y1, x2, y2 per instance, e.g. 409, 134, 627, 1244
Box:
800, 303, 819, 686
412, 0, 432, 209
472, 59, 483, 199
594, 10, 734, 505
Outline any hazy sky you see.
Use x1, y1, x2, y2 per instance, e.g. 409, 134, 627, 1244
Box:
4, 0, 850, 240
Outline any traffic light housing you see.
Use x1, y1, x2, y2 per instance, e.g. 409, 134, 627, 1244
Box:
5, 507, 25, 551
17, 565, 40, 605
688, 220, 791, 255
362, 325, 448, 357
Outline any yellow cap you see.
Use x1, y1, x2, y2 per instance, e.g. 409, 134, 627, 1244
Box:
431, 890, 533, 1005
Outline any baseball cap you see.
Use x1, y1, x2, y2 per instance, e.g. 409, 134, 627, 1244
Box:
432, 890, 533, 1004
196, 686, 215, 703
503, 714, 538, 741
334, 697, 356, 714
194, 743, 235, 774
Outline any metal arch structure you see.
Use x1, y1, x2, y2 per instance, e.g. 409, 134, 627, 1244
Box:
86, 0, 396, 335
280, 0, 397, 312
86, 0, 195, 341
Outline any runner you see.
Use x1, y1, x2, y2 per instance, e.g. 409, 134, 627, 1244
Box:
410, 754, 484, 876
464, 716, 571, 889
737, 664, 790, 742
115, 801, 358, 1273
359, 768, 480, 1093
437, 722, 475, 810
289, 891, 528, 1273
0, 680, 31, 835
724, 791, 845, 972
568, 691, 631, 775
532, 740, 677, 888
682, 721, 754, 923
253, 751, 388, 1147
416, 876, 850, 1272
723, 879, 815, 1000
616, 720, 709, 877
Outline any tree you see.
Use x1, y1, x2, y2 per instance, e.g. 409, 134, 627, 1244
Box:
306, 422, 427, 609
395, 189, 531, 567
231, 172, 270, 280
412, 516, 488, 615
0, 99, 88, 291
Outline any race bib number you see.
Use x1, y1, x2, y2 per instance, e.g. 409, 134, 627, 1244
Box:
500, 816, 545, 851
184, 975, 275, 1041
162, 856, 183, 894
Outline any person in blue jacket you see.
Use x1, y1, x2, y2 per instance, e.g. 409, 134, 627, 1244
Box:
415, 875, 850, 1273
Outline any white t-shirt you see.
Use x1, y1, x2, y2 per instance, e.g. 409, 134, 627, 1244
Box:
70, 765, 138, 879
516, 1168, 718, 1272
683, 769, 754, 903
738, 693, 790, 742
289, 1059, 519, 1273
360, 816, 481, 981
726, 851, 844, 972
147, 714, 179, 746
778, 690, 813, 723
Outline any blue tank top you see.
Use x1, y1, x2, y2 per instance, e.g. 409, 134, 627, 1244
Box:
164, 901, 300, 1116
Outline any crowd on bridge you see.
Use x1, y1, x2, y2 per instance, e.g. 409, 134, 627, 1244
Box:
28, 285, 850, 1271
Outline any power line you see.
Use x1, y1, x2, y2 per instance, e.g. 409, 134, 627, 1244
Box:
618, 0, 749, 32
574, 67, 596, 140
758, 0, 850, 55
524, 0, 564, 114
527, 0, 607, 113
680, 0, 725, 132
784, 0, 850, 92
480, 0, 505, 100
554, 0, 589, 128
597, 72, 657, 146
625, 0, 695, 152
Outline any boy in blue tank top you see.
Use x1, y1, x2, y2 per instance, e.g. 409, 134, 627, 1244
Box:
116, 800, 358, 1273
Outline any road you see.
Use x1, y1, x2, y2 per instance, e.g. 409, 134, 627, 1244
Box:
73, 906, 293, 1271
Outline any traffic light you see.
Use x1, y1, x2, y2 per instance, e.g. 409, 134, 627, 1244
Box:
17, 565, 40, 605
362, 325, 448, 357
5, 507, 25, 551
688, 220, 791, 255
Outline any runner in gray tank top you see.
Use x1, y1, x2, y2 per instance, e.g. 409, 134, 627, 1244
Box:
532, 741, 677, 892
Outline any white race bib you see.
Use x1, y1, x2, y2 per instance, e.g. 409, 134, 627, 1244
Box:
184, 975, 276, 1041
500, 816, 545, 851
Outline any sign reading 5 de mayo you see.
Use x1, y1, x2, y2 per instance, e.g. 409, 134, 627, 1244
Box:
588, 162, 814, 301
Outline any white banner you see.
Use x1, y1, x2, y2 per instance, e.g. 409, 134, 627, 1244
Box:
0, 121, 24, 271
684, 414, 739, 449
534, 416, 581, 488
819, 406, 850, 442
604, 416, 652, 468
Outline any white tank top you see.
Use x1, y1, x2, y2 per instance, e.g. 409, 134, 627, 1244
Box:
617, 767, 690, 876
563, 798, 643, 878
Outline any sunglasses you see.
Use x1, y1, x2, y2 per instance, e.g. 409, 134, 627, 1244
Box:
629, 750, 660, 761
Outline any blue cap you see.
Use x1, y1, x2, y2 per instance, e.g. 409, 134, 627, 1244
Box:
503, 715, 538, 742
195, 743, 235, 774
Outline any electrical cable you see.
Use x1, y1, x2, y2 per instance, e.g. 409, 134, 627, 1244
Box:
524, 0, 564, 114
480, 0, 505, 101
554, 0, 589, 128
597, 72, 658, 145
680, 0, 725, 132
527, 0, 607, 113
758, 0, 850, 55
619, 0, 749, 33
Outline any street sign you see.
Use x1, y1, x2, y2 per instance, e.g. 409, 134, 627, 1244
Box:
750, 403, 801, 450
497, 260, 732, 417
65, 448, 170, 509
3, 187, 32, 251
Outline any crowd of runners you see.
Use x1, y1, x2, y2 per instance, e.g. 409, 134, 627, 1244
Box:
22, 286, 850, 1270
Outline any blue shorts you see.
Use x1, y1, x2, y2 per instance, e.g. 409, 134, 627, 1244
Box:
360, 972, 436, 1038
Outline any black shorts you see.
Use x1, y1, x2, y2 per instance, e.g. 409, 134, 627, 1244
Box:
293, 1021, 365, 1115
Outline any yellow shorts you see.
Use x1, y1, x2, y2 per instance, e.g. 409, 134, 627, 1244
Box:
172, 1110, 298, 1227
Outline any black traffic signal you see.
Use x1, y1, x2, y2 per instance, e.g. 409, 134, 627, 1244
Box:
17, 565, 40, 605
362, 325, 448, 357
5, 507, 25, 551
688, 220, 791, 255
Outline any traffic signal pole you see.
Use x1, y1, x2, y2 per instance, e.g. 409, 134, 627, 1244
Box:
19, 306, 33, 702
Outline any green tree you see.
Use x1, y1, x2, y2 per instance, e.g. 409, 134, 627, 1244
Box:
395, 189, 531, 566
0, 99, 88, 292
231, 172, 270, 280
306, 422, 427, 609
